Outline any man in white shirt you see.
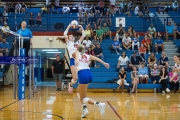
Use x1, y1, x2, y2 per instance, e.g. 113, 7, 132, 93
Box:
172, 0, 179, 12
134, 5, 143, 17
122, 33, 132, 50
83, 36, 92, 48
62, 5, 70, 14
15, 1, 22, 14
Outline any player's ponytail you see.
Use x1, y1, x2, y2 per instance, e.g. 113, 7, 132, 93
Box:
77, 44, 85, 56
56, 37, 66, 43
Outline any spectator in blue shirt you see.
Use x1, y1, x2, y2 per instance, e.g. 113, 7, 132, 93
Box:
112, 37, 122, 54
138, 62, 149, 84
166, 22, 176, 41
0, 38, 9, 56
158, 52, 169, 71
155, 35, 164, 54
17, 21, 33, 57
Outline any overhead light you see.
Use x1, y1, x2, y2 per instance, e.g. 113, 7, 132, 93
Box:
42, 49, 58, 51
49, 58, 56, 59
47, 52, 61, 53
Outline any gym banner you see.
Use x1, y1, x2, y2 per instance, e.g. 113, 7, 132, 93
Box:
116, 17, 126, 27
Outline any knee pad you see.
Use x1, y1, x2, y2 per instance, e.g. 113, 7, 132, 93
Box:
82, 97, 90, 104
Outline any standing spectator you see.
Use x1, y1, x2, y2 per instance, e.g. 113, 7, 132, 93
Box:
94, 43, 103, 60
88, 10, 94, 23
95, 26, 103, 43
138, 44, 146, 59
132, 32, 140, 50
138, 62, 149, 84
158, 52, 169, 71
15, 1, 21, 14
172, 0, 178, 12
112, 37, 122, 54
122, 32, 132, 50
62, 5, 70, 14
148, 52, 157, 69
52, 55, 65, 91
21, 2, 27, 14
130, 51, 144, 68
55, 0, 60, 14
28, 12, 35, 26
128, 26, 135, 37
134, 4, 143, 17
159, 67, 170, 94
36, 13, 42, 26
98, 0, 105, 14
109, 0, 116, 16
2, 10, 8, 22
102, 23, 112, 39
151, 64, 160, 84
148, 24, 157, 38
169, 67, 179, 93
2, 22, 10, 38
117, 67, 127, 93
155, 35, 164, 54
131, 66, 139, 93
86, 47, 95, 67
141, 35, 151, 54
83, 36, 92, 48
117, 51, 130, 71
166, 22, 176, 41
116, 24, 125, 41
0, 38, 9, 56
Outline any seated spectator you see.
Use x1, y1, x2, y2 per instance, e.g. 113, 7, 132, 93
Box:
148, 52, 157, 69
2, 22, 10, 38
94, 43, 103, 60
117, 51, 130, 71
28, 12, 35, 26
9, 3, 15, 14
128, 26, 135, 37
0, 38, 9, 56
41, 5, 47, 14
127, 0, 134, 12
116, 24, 125, 41
151, 64, 160, 84
83, 36, 92, 48
104, 12, 112, 26
120, 3, 131, 17
4, 2, 9, 14
95, 26, 103, 43
102, 23, 112, 39
169, 67, 179, 93
46, 0, 51, 9
21, 2, 27, 14
159, 67, 170, 94
2, 10, 8, 22
51, 5, 56, 14
130, 51, 144, 69
77, 10, 84, 24
97, 13, 104, 26
15, 1, 21, 14
109, 0, 116, 16
122, 33, 132, 50
148, 24, 157, 38
134, 5, 143, 17
86, 47, 95, 67
156, 3, 165, 14
172, 0, 178, 12
158, 52, 169, 71
166, 22, 176, 41
94, 10, 100, 24
88, 10, 94, 23
83, 43, 88, 52
138, 62, 149, 84
175, 24, 180, 39
164, 4, 171, 13
132, 32, 140, 50
78, 4, 84, 12
138, 44, 146, 59
92, 23, 98, 37
141, 35, 151, 54
62, 5, 70, 14
131, 66, 139, 93
117, 67, 129, 93
85, 26, 91, 38
84, 12, 89, 24
84, 5, 90, 13
55, 0, 60, 14
36, 13, 42, 26
155, 35, 164, 54
112, 37, 122, 54
74, 27, 82, 40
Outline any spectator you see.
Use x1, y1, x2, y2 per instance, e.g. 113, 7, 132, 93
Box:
117, 67, 127, 93
94, 10, 100, 24
119, 1, 126, 14
128, 0, 134, 11
55, 0, 60, 14
148, 24, 157, 38
156, 3, 165, 14
84, 5, 90, 13
104, 12, 112, 26
88, 10, 94, 23
159, 67, 170, 94
112, 37, 122, 54
0, 38, 9, 56
15, 1, 21, 14
148, 52, 157, 69
141, 35, 151, 54
46, 0, 51, 8
83, 36, 92, 48
132, 32, 140, 50
78, 4, 84, 12
95, 26, 103, 43
166, 22, 176, 41
155, 35, 164, 54
164, 4, 171, 13
175, 24, 180, 39
122, 32, 132, 50
9, 3, 15, 14
174, 55, 180, 71
138, 62, 149, 84
97, 13, 104, 26
62, 5, 70, 14
85, 26, 91, 38
109, 0, 116, 16
52, 55, 65, 91
4, 2, 9, 14
138, 44, 146, 59
172, 0, 178, 12
102, 23, 112, 39
51, 5, 56, 14
77, 10, 84, 24
117, 51, 130, 71
151, 64, 160, 84
116, 24, 125, 41
86, 47, 95, 67
2, 22, 10, 38
94, 43, 103, 60
2, 10, 8, 22
128, 26, 135, 37
41, 5, 47, 14
21, 2, 27, 14
158, 52, 169, 71
36, 13, 42, 26
169, 67, 179, 93
84, 12, 89, 24
98, 0, 105, 14
134, 4, 143, 17
130, 51, 144, 69
83, 43, 88, 52
28, 12, 35, 26
131, 66, 139, 93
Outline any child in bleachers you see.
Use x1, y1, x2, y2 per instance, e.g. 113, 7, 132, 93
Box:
138, 44, 146, 60
150, 64, 160, 84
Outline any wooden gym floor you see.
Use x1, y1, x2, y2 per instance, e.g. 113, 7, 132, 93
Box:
0, 86, 180, 120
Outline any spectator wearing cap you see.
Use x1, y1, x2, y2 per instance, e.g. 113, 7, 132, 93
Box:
155, 35, 164, 54
141, 35, 151, 54
116, 24, 125, 41
172, 0, 178, 12
166, 22, 176, 41
138, 62, 149, 84
150, 64, 160, 84
0, 38, 9, 56
158, 52, 169, 71
122, 32, 132, 50
83, 36, 92, 48
130, 51, 144, 69
148, 24, 157, 38
112, 37, 122, 54
2, 22, 10, 38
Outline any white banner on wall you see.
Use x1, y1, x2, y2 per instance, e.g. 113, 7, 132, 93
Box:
116, 17, 126, 27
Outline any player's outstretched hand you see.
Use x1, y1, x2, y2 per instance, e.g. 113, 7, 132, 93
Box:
104, 63, 110, 69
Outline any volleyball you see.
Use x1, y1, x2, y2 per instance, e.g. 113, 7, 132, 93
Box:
70, 20, 79, 29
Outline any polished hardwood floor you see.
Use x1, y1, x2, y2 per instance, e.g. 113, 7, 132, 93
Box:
0, 86, 180, 120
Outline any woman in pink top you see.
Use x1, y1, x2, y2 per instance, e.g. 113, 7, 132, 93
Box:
169, 67, 179, 93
